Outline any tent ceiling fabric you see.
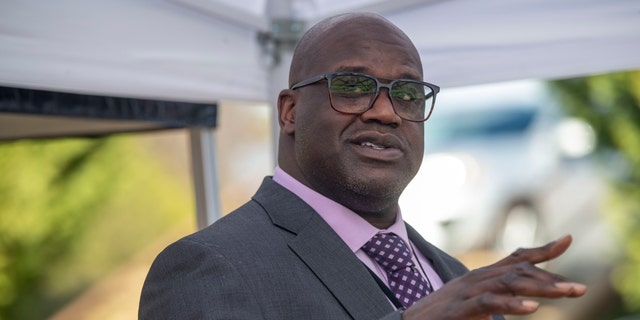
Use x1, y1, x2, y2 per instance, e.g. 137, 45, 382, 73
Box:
0, 0, 266, 103
389, 0, 640, 86
1, 0, 639, 105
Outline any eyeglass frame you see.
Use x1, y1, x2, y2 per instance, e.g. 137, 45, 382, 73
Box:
289, 72, 440, 122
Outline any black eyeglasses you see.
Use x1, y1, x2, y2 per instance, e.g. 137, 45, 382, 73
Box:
290, 72, 439, 122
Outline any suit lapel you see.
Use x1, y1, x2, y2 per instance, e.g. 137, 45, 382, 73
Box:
289, 216, 394, 319
253, 178, 394, 319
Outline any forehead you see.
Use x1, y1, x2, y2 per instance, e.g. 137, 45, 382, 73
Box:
307, 18, 423, 79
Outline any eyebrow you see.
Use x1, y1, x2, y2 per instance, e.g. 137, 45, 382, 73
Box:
333, 65, 421, 81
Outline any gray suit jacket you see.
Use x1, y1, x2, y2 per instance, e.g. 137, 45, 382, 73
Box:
140, 177, 502, 319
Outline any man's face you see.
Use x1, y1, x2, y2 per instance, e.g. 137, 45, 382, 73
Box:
288, 20, 425, 216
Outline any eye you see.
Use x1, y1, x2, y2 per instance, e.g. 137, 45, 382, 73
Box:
397, 92, 414, 101
331, 75, 376, 94
393, 82, 425, 102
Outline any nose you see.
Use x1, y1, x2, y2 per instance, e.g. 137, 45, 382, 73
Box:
360, 87, 402, 126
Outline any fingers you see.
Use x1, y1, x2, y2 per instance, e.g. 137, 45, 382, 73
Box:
458, 261, 586, 299
554, 282, 588, 298
451, 235, 585, 316
444, 281, 586, 319
458, 282, 586, 317
492, 234, 573, 267
403, 234, 587, 319
463, 236, 587, 299
461, 293, 540, 316
406, 291, 543, 319
463, 257, 565, 288
476, 270, 586, 299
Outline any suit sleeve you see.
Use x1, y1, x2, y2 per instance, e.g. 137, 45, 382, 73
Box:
139, 238, 262, 319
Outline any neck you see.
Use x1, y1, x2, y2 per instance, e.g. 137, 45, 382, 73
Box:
357, 210, 398, 230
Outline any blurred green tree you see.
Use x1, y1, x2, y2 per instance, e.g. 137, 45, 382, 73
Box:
548, 70, 640, 315
0, 138, 121, 319
0, 133, 193, 320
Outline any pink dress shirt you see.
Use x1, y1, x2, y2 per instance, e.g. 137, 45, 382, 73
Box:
272, 167, 444, 299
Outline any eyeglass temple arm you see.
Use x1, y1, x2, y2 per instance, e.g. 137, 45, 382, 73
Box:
425, 91, 435, 100
290, 75, 327, 90
425, 84, 439, 99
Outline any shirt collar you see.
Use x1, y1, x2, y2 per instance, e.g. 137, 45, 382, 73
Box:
273, 167, 410, 253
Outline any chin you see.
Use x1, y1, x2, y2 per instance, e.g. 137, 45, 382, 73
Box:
345, 175, 404, 203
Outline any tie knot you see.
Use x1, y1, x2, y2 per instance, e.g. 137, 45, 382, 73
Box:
362, 232, 415, 273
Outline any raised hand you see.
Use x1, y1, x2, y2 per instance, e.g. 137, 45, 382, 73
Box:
403, 235, 587, 320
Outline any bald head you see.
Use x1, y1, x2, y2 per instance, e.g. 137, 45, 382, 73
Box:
289, 13, 422, 86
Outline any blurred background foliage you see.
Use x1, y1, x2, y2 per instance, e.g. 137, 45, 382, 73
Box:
549, 70, 640, 316
0, 133, 193, 320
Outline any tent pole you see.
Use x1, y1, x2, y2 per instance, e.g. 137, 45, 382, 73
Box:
266, 0, 300, 168
189, 127, 222, 229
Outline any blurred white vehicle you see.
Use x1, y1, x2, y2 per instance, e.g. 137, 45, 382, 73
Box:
400, 80, 615, 263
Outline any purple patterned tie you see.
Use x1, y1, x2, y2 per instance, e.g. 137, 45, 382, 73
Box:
362, 232, 432, 308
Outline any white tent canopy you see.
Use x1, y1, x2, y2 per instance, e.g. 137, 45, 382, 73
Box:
2, 0, 640, 103
2, 0, 640, 226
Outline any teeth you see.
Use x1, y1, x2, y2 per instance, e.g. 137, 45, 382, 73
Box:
361, 142, 386, 150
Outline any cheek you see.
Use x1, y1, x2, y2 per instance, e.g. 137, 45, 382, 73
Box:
296, 93, 347, 144
407, 127, 425, 167
294, 103, 341, 157
297, 116, 344, 158
413, 135, 425, 159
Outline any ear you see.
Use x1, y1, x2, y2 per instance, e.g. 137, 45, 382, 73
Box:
277, 89, 297, 135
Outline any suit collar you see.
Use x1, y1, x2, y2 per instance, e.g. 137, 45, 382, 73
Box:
289, 217, 395, 319
252, 177, 395, 319
252, 177, 314, 234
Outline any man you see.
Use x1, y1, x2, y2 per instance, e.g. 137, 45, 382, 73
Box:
139, 12, 586, 319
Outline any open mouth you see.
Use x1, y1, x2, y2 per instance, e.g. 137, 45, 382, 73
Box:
349, 132, 404, 160
354, 138, 403, 160
360, 141, 387, 150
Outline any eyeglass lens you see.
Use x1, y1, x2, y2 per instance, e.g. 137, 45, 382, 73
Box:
328, 74, 434, 121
